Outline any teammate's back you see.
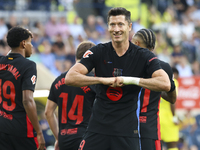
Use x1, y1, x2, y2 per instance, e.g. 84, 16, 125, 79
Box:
0, 26, 45, 150
45, 41, 96, 150
0, 53, 37, 137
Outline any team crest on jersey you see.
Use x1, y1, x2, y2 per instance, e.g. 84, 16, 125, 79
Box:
112, 68, 123, 77
31, 75, 36, 85
83, 50, 93, 58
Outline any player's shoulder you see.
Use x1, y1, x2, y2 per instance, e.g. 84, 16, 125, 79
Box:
90, 41, 111, 52
159, 60, 172, 71
16, 57, 36, 68
25, 58, 36, 65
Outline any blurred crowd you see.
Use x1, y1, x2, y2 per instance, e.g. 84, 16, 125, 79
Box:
0, 0, 200, 149
0, 0, 200, 78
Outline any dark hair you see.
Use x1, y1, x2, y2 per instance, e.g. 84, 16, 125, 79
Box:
107, 7, 131, 24
76, 41, 95, 60
135, 28, 156, 50
6, 26, 32, 48
172, 67, 179, 75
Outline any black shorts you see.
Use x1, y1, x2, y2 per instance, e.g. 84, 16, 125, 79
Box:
78, 132, 140, 150
141, 138, 161, 150
0, 132, 38, 150
59, 137, 82, 150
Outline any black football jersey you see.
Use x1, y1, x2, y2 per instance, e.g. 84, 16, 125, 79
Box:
0, 53, 37, 137
80, 41, 161, 137
139, 60, 175, 140
48, 71, 96, 142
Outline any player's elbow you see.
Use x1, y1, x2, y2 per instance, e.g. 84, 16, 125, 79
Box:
171, 98, 176, 104
44, 108, 53, 119
161, 79, 171, 92
164, 82, 171, 92
44, 109, 49, 118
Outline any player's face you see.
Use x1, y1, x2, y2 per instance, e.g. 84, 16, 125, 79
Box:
108, 15, 132, 44
24, 36, 33, 57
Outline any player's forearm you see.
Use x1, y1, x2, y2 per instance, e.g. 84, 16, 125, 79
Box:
170, 103, 176, 116
23, 99, 42, 134
45, 112, 58, 140
65, 71, 101, 87
161, 89, 176, 104
139, 76, 170, 92
65, 70, 116, 87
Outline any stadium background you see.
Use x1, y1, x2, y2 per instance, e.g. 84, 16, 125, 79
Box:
0, 0, 200, 149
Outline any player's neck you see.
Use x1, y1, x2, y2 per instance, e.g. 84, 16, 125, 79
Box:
112, 40, 129, 57
11, 48, 25, 57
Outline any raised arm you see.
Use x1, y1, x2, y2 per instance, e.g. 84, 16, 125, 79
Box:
22, 90, 45, 150
65, 63, 117, 87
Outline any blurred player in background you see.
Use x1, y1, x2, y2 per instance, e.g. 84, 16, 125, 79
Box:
131, 28, 176, 150
159, 67, 179, 150
45, 41, 96, 150
0, 26, 45, 150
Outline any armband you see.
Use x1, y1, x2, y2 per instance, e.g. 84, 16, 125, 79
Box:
121, 77, 140, 85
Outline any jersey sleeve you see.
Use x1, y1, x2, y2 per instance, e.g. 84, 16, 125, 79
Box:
48, 78, 59, 104
160, 61, 175, 92
145, 51, 161, 77
22, 61, 37, 92
79, 45, 99, 73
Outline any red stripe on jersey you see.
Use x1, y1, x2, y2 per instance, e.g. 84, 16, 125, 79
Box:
141, 89, 150, 113
155, 139, 161, 150
157, 98, 161, 140
34, 136, 39, 148
149, 57, 157, 62
26, 115, 34, 137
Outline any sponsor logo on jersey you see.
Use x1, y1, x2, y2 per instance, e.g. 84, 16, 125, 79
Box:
106, 87, 123, 101
104, 60, 112, 64
139, 116, 147, 123
83, 50, 93, 58
60, 128, 78, 135
31, 75, 36, 85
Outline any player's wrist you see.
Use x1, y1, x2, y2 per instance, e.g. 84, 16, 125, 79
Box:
172, 116, 178, 124
121, 77, 140, 85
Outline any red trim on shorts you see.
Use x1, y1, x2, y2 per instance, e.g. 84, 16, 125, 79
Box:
157, 98, 161, 140
34, 136, 39, 148
155, 139, 161, 150
141, 89, 150, 112
26, 115, 34, 137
